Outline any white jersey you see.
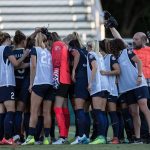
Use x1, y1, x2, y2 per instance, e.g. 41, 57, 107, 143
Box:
87, 51, 109, 95
0, 45, 15, 86
104, 54, 118, 96
118, 49, 147, 93
32, 47, 53, 86
99, 52, 110, 92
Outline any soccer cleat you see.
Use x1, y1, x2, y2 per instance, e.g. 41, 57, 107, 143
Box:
1, 138, 14, 145
0, 140, 3, 145
70, 134, 88, 145
109, 137, 119, 144
34, 141, 43, 145
43, 136, 50, 145
132, 138, 143, 144
82, 138, 90, 144
89, 135, 106, 144
52, 138, 68, 145
119, 138, 129, 144
146, 134, 150, 144
21, 135, 35, 145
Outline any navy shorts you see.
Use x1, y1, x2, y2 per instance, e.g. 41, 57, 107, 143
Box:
0, 86, 15, 102
54, 83, 70, 98
15, 76, 30, 104
32, 84, 54, 101
108, 95, 118, 103
91, 90, 109, 99
125, 86, 149, 105
74, 77, 90, 100
68, 83, 75, 100
117, 93, 127, 104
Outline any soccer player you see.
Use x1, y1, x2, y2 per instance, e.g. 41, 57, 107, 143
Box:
109, 38, 150, 143
86, 40, 109, 144
99, 39, 120, 144
70, 32, 91, 144
51, 32, 73, 144
13, 30, 30, 143
0, 31, 29, 144
22, 32, 53, 145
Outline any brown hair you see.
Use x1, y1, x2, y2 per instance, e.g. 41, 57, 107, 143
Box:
99, 39, 111, 54
72, 32, 85, 49
51, 32, 61, 42
109, 38, 126, 57
13, 30, 26, 45
0, 31, 11, 45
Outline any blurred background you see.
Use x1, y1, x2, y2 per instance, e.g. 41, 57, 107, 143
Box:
101, 0, 150, 38
0, 0, 149, 41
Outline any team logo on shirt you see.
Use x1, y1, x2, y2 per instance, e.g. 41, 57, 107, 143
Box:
89, 54, 94, 59
54, 46, 61, 51
128, 50, 132, 54
112, 56, 116, 60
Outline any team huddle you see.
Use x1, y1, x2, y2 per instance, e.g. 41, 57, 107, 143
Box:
0, 12, 150, 145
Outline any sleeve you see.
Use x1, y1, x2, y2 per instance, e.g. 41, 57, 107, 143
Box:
127, 49, 135, 59
30, 47, 37, 56
110, 55, 119, 70
88, 53, 96, 64
3, 46, 13, 58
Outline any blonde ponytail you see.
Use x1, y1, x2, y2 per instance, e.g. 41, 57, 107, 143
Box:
35, 32, 46, 49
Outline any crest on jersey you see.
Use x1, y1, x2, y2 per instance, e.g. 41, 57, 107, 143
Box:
89, 54, 94, 59
54, 46, 61, 51
112, 56, 116, 60
128, 50, 132, 54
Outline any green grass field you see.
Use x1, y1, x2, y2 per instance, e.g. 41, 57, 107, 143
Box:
0, 126, 149, 150
1, 143, 150, 150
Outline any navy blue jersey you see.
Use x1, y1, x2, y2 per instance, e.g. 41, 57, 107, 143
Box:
13, 48, 30, 82
127, 49, 136, 67
88, 53, 96, 70
76, 47, 88, 78
3, 46, 13, 64
110, 55, 118, 70
30, 47, 37, 56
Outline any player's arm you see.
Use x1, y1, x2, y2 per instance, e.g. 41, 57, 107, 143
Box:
109, 28, 128, 47
6, 46, 29, 67
131, 55, 143, 86
16, 62, 30, 69
103, 11, 128, 47
70, 49, 80, 82
29, 48, 37, 92
88, 54, 97, 91
100, 56, 120, 76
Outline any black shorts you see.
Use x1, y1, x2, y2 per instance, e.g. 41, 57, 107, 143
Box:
74, 77, 90, 100
15, 76, 30, 104
125, 86, 150, 105
32, 84, 54, 101
91, 90, 109, 99
55, 83, 70, 98
108, 95, 118, 103
118, 93, 127, 104
68, 83, 75, 100
0, 86, 15, 102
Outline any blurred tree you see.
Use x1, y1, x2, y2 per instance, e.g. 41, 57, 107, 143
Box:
101, 0, 150, 38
